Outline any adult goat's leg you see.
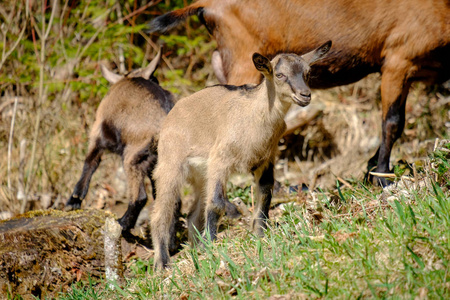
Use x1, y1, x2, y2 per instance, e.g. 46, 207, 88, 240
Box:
372, 58, 412, 186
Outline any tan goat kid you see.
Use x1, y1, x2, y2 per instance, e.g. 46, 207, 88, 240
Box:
151, 41, 332, 269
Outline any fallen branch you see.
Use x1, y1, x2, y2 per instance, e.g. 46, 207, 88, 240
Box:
283, 104, 322, 137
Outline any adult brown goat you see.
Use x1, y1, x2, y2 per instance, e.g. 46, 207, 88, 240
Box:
148, 0, 450, 186
66, 49, 176, 232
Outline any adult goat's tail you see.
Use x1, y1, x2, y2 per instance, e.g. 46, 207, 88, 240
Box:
147, 0, 209, 33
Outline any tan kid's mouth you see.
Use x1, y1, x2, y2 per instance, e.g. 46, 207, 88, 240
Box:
291, 93, 311, 107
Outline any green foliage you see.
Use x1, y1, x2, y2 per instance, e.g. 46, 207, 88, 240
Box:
0, 0, 215, 210
60, 276, 107, 300
429, 142, 450, 186
227, 183, 252, 205
129, 257, 153, 276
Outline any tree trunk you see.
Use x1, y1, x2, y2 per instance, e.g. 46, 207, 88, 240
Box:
0, 209, 123, 299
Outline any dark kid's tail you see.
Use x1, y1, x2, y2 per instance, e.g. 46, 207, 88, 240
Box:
147, 1, 207, 33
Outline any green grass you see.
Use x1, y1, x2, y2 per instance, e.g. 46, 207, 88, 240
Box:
56, 143, 450, 299
59, 170, 449, 299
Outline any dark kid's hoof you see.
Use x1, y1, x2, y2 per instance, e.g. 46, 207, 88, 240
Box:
64, 196, 82, 211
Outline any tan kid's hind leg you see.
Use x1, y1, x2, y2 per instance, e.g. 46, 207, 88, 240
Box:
186, 172, 206, 245
151, 163, 184, 269
203, 164, 228, 242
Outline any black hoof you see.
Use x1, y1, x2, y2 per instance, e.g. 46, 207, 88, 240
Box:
118, 216, 134, 232
65, 196, 82, 211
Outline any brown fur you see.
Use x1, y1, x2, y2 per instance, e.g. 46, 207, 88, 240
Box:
66, 49, 176, 232
148, 0, 450, 185
151, 42, 331, 269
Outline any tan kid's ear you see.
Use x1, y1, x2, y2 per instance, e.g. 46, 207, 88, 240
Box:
252, 53, 273, 76
302, 40, 332, 65
100, 64, 124, 84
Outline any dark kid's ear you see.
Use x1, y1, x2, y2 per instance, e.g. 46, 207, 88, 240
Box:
302, 40, 332, 65
142, 45, 162, 79
252, 53, 273, 76
129, 46, 162, 79
100, 64, 123, 84
140, 46, 162, 80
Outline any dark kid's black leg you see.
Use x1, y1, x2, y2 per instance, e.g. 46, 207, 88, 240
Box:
66, 147, 103, 209
118, 182, 148, 232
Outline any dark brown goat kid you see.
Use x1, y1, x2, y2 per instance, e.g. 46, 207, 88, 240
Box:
66, 49, 176, 232
148, 0, 450, 186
